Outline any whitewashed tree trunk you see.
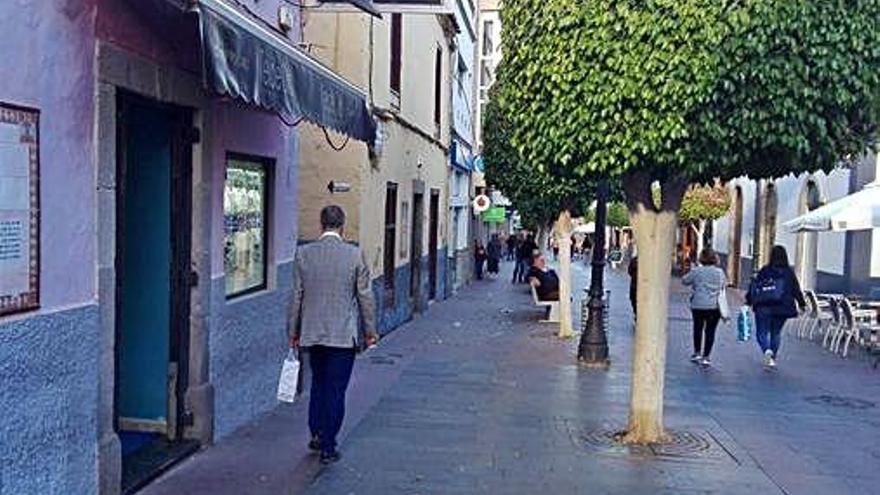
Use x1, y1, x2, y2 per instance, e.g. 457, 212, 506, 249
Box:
622, 173, 687, 444
555, 210, 574, 339
691, 220, 706, 256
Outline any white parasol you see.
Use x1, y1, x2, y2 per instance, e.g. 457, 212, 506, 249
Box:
783, 181, 880, 232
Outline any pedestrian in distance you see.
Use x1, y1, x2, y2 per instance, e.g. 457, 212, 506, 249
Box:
746, 245, 806, 369
487, 234, 503, 277
506, 234, 518, 261
628, 255, 638, 319
514, 234, 538, 283
582, 236, 593, 265
682, 248, 728, 367
288, 205, 378, 465
474, 241, 487, 280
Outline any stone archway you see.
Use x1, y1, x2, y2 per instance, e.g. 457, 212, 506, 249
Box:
795, 179, 822, 290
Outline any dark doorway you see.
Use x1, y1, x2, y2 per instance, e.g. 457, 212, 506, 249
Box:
115, 92, 197, 494
728, 186, 744, 287
428, 190, 440, 300
410, 192, 424, 310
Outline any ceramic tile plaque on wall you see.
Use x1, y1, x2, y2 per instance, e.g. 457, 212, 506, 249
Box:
0, 103, 40, 316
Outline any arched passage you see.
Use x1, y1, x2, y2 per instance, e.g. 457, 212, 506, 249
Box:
795, 180, 822, 290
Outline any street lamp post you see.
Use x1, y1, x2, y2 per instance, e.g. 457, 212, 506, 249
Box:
578, 180, 610, 367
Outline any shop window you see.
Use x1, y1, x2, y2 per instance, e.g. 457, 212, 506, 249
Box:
384, 182, 398, 305
482, 20, 494, 57
224, 154, 271, 298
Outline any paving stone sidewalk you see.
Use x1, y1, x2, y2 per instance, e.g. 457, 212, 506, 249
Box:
142, 261, 880, 495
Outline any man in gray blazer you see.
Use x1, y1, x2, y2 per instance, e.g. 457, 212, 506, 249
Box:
289, 205, 378, 464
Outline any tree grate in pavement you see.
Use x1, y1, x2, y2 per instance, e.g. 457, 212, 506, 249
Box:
804, 394, 875, 410
562, 422, 740, 465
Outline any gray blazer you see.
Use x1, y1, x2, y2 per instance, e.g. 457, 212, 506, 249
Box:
289, 234, 377, 348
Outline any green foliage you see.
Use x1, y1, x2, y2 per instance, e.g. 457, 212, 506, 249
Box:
651, 182, 731, 223
583, 201, 629, 228
607, 202, 630, 228
494, 0, 880, 185
679, 183, 731, 224
482, 96, 592, 227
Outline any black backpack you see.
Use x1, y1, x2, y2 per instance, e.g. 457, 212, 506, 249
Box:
749, 269, 786, 306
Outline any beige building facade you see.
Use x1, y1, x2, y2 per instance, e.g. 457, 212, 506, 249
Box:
298, 11, 456, 331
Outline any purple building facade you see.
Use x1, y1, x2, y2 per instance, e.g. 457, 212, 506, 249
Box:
0, 1, 373, 493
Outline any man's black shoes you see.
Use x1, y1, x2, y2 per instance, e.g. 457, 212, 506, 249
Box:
308, 436, 321, 452
320, 450, 341, 465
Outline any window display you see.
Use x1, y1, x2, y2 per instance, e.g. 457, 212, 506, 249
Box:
224, 154, 270, 297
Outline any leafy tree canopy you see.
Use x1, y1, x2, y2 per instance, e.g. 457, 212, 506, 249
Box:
495, 0, 880, 185
679, 183, 731, 224
651, 182, 731, 223
483, 96, 592, 228
583, 201, 630, 228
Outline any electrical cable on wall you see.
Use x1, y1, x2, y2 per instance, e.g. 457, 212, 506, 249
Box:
279, 113, 305, 127
322, 126, 350, 151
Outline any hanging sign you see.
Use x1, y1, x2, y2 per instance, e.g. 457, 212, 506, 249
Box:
472, 194, 490, 213
482, 206, 506, 224
0, 103, 40, 316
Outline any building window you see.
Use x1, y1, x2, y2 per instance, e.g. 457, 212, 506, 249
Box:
482, 20, 494, 57
224, 153, 271, 298
434, 47, 442, 127
480, 60, 494, 90
383, 182, 398, 305
390, 14, 403, 96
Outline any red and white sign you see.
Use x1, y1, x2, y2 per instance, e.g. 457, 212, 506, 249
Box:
472, 194, 491, 213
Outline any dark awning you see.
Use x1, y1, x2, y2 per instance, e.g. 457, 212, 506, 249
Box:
196, 0, 376, 143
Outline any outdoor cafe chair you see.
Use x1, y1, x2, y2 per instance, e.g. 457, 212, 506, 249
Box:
795, 290, 818, 338
836, 297, 876, 358
822, 296, 844, 351
804, 290, 833, 341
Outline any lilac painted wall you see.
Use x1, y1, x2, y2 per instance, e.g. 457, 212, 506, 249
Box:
209, 101, 299, 277
0, 0, 97, 312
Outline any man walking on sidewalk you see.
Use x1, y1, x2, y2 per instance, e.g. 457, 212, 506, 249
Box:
289, 205, 378, 464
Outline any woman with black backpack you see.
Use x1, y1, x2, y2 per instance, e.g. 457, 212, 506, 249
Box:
746, 245, 806, 368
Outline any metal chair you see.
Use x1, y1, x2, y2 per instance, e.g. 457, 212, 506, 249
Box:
804, 290, 833, 341
822, 297, 843, 350
835, 298, 867, 357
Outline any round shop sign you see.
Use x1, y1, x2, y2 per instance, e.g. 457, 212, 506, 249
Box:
473, 194, 491, 213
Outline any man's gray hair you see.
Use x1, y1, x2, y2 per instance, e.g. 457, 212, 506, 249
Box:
320, 205, 346, 230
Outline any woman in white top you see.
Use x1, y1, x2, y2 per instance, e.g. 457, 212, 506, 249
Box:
682, 248, 728, 367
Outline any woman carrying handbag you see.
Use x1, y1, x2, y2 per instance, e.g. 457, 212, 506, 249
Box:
682, 248, 728, 367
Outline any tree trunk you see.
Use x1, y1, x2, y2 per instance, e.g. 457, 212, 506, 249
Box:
695, 220, 706, 256
622, 173, 687, 444
690, 220, 706, 257
555, 210, 574, 339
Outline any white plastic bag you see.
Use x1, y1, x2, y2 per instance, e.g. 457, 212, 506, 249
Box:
718, 287, 730, 321
277, 348, 300, 403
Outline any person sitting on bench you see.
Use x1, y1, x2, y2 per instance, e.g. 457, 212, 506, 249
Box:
527, 253, 560, 301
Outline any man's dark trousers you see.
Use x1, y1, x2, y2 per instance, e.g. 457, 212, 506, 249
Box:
308, 345, 356, 453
